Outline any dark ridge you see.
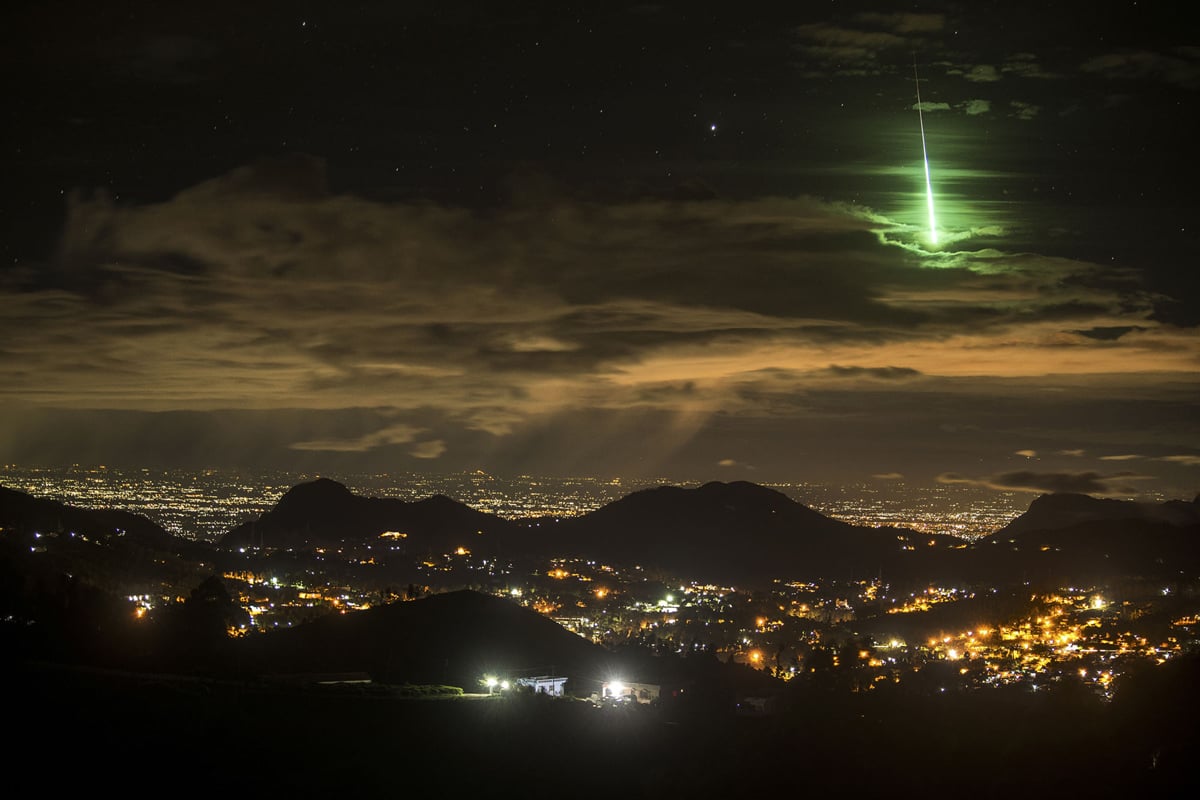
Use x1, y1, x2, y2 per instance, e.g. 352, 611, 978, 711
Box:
994, 492, 1200, 538
0, 484, 176, 547
527, 480, 948, 586
219, 477, 519, 555
233, 588, 613, 690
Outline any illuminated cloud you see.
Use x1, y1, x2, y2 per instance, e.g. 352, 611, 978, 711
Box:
961, 99, 991, 115
717, 458, 754, 470
410, 440, 447, 460
1009, 100, 1041, 120
1001, 53, 1058, 79
290, 423, 424, 452
963, 65, 1001, 82
1015, 450, 1038, 458
0, 155, 1195, 484
1160, 455, 1200, 467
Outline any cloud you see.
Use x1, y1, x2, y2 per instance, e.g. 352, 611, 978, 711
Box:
717, 458, 755, 470
1159, 455, 1200, 467
853, 12, 944, 34
2, 156, 1195, 482
793, 15, 941, 75
827, 366, 921, 380
290, 423, 423, 452
963, 65, 1001, 83
1015, 449, 1037, 458
1001, 53, 1058, 80
937, 470, 1150, 496
1057, 449, 1086, 457
872, 472, 904, 480
914, 101, 951, 112
409, 440, 446, 459
1009, 101, 1040, 120
1099, 454, 1142, 461
1081, 50, 1200, 89
961, 99, 991, 115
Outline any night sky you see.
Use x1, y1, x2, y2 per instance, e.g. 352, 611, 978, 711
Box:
2, 1, 1198, 498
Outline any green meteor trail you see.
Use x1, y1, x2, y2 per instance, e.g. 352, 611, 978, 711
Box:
913, 61, 938, 245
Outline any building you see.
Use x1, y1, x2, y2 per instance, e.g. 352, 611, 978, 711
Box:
517, 675, 568, 696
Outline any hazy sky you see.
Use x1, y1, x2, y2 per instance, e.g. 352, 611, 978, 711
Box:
2, 2, 1197, 498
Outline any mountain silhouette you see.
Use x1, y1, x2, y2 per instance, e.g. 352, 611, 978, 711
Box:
220, 477, 519, 557
947, 493, 1200, 586
217, 480, 1200, 588
0, 484, 176, 547
521, 480, 952, 586
220, 478, 952, 586
995, 492, 1200, 537
232, 588, 613, 689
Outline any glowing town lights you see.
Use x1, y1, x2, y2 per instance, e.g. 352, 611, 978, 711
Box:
454, 546, 470, 556
594, 587, 609, 599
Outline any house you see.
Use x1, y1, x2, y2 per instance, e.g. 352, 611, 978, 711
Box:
517, 675, 568, 696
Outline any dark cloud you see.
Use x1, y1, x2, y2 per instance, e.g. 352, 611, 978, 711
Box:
1081, 50, 1200, 89
826, 366, 921, 380
792, 13, 942, 75
938, 470, 1150, 496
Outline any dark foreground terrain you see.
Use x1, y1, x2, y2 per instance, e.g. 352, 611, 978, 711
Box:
11, 657, 1198, 798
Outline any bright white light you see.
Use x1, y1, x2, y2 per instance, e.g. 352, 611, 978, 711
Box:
913, 62, 938, 245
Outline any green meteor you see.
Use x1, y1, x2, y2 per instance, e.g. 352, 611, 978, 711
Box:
913, 61, 938, 245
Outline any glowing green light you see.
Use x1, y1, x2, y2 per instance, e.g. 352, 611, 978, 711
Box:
914, 61, 938, 245
922, 151, 937, 245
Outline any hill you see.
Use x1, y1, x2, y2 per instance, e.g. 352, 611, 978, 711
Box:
949, 493, 1200, 586
0, 483, 177, 547
995, 492, 1200, 537
220, 478, 956, 587
232, 588, 613, 690
220, 476, 520, 556
524, 480, 955, 586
